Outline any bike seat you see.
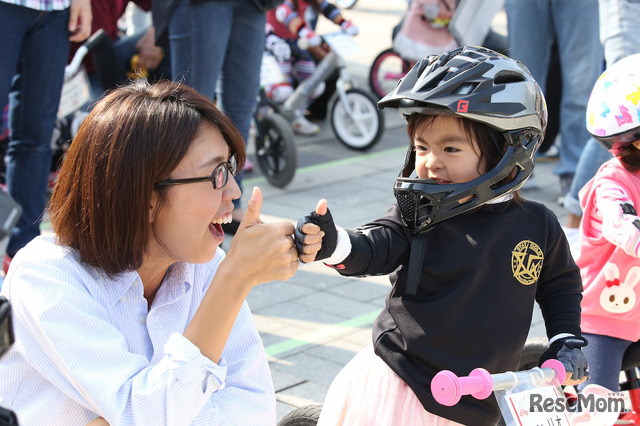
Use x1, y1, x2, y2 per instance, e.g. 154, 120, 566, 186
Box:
622, 340, 640, 371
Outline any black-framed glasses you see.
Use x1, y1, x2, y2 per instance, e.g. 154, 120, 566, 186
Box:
155, 155, 238, 190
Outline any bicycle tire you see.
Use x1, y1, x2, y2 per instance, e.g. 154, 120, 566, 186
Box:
277, 404, 322, 426
368, 48, 411, 99
519, 337, 548, 371
254, 113, 297, 188
330, 88, 385, 151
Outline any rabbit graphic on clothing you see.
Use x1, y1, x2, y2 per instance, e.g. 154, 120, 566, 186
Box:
600, 264, 640, 314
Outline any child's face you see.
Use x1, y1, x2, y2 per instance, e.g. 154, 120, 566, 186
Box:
413, 115, 485, 184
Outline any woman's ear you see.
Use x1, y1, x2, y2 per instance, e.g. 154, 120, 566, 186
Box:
149, 192, 158, 223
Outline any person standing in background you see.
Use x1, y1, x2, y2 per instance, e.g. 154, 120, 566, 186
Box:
153, 0, 268, 233
68, 0, 170, 101
0, 0, 92, 274
563, 0, 640, 247
504, 0, 603, 205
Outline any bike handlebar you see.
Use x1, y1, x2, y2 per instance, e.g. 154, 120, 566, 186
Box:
65, 29, 109, 80
431, 359, 566, 407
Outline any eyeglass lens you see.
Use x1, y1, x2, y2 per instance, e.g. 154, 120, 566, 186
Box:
212, 156, 237, 189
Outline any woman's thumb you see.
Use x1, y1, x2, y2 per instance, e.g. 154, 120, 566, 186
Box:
240, 187, 263, 228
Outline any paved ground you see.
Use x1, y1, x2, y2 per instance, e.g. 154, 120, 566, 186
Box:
1, 1, 572, 422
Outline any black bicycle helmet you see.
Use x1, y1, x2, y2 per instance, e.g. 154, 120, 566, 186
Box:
379, 46, 547, 232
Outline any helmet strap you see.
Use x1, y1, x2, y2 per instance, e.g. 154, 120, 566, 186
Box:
405, 230, 430, 295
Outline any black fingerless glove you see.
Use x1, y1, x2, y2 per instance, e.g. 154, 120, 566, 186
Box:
539, 336, 589, 381
294, 208, 338, 261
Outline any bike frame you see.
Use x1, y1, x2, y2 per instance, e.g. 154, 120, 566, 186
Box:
281, 41, 354, 122
620, 367, 640, 423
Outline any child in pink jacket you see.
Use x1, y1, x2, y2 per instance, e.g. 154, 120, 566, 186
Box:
576, 52, 640, 392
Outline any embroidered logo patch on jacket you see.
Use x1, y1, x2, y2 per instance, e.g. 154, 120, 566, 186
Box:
511, 240, 543, 285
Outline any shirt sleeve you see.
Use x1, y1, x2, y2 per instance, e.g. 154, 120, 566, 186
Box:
535, 212, 583, 339
331, 204, 411, 276
5, 258, 269, 426
595, 181, 640, 258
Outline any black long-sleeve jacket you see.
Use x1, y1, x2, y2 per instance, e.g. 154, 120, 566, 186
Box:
329, 199, 582, 425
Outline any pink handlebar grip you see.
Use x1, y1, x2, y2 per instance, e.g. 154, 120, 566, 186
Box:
541, 358, 566, 384
431, 368, 493, 406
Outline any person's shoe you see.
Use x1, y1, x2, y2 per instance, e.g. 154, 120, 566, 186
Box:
243, 157, 255, 173
48, 170, 60, 191
557, 173, 573, 205
562, 226, 580, 258
3, 255, 12, 275
291, 114, 320, 136
536, 144, 560, 162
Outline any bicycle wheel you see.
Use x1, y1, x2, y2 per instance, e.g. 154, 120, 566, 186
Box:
330, 88, 385, 151
519, 337, 548, 371
277, 404, 322, 426
368, 48, 411, 99
335, 0, 357, 9
254, 113, 297, 188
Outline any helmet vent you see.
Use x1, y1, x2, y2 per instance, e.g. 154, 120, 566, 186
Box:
494, 70, 525, 84
396, 192, 417, 222
454, 83, 476, 95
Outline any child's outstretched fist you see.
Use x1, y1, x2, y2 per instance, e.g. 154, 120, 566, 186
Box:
295, 199, 338, 263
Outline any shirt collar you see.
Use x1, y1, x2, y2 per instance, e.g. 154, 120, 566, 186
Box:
153, 263, 193, 308
102, 263, 194, 307
487, 193, 514, 204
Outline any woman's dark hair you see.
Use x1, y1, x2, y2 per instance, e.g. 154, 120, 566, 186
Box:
49, 79, 246, 276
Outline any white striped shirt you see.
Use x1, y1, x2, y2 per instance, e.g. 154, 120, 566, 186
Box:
0, 235, 275, 425
0, 0, 69, 12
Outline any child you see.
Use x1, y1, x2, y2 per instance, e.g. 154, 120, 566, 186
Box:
575, 52, 640, 393
295, 46, 588, 425
393, 0, 458, 62
264, 0, 358, 135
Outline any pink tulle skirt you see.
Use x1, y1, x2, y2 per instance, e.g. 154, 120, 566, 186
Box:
317, 345, 464, 426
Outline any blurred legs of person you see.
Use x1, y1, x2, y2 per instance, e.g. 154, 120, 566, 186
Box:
0, 3, 71, 271
505, 0, 603, 204
169, 0, 264, 229
563, 0, 640, 233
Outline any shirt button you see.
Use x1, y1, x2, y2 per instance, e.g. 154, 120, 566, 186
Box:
120, 296, 127, 302
139, 316, 146, 324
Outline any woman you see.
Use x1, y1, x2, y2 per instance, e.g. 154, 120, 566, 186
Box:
0, 80, 298, 425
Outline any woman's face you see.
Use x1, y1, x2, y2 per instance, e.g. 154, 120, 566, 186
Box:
413, 115, 485, 183
148, 121, 241, 265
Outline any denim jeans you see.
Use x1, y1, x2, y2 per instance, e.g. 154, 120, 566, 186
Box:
504, 0, 603, 178
168, 0, 265, 209
578, 333, 632, 392
563, 138, 612, 216
564, 0, 640, 216
600, 0, 640, 67
0, 3, 70, 257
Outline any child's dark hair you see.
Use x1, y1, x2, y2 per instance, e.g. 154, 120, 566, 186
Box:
618, 143, 640, 172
